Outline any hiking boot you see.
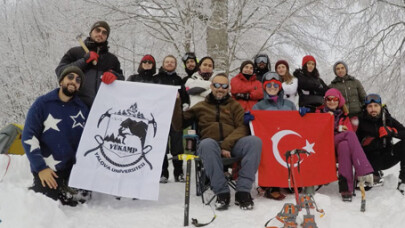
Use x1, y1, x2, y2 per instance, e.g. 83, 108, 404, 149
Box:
264, 188, 286, 200
341, 192, 352, 202
160, 176, 168, 184
235, 191, 254, 210
373, 174, 384, 187
215, 192, 230, 210
398, 180, 405, 195
175, 174, 185, 183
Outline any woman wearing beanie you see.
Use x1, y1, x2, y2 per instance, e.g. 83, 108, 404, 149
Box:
252, 72, 296, 200
317, 88, 373, 202
275, 60, 298, 108
185, 56, 215, 107
230, 60, 263, 111
293, 55, 328, 113
127, 54, 157, 83
329, 61, 367, 118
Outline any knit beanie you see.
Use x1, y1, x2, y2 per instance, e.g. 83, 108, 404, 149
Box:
275, 60, 289, 71
59, 66, 85, 88
325, 88, 345, 108
302, 55, 316, 67
239, 60, 254, 73
90, 21, 110, 38
141, 54, 155, 65
333, 61, 348, 76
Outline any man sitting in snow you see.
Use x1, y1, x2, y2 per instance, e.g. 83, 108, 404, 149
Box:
22, 66, 89, 206
183, 72, 262, 210
357, 93, 405, 194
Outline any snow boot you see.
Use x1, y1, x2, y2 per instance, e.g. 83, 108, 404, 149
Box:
174, 174, 185, 182
235, 191, 254, 210
215, 192, 230, 210
341, 192, 352, 202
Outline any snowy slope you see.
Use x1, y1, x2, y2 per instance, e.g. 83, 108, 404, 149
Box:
0, 154, 404, 228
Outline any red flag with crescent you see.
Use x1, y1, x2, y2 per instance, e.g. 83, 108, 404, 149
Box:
250, 111, 337, 187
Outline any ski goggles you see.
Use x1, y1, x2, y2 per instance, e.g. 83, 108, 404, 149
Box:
66, 73, 82, 84
365, 93, 381, 105
182, 53, 196, 62
326, 96, 339, 102
212, 83, 229, 89
255, 56, 268, 64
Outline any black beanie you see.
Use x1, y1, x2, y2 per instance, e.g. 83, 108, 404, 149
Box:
59, 66, 85, 88
90, 21, 110, 38
239, 60, 254, 73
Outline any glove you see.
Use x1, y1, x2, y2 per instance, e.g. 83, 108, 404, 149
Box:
235, 93, 250, 100
379, 126, 398, 138
361, 137, 375, 147
101, 71, 117, 84
243, 111, 254, 125
84, 51, 99, 64
182, 103, 190, 111
299, 107, 311, 117
357, 173, 373, 186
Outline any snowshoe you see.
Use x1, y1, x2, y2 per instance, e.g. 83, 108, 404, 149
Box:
215, 192, 230, 210
235, 191, 254, 210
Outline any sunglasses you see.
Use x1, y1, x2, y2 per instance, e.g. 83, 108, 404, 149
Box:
365, 93, 381, 105
95, 27, 108, 36
182, 53, 196, 62
326, 96, 339, 102
66, 73, 82, 84
142, 60, 153, 64
212, 83, 229, 89
255, 56, 268, 64
265, 82, 280, 89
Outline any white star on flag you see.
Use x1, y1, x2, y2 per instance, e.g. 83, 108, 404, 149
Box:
70, 111, 85, 128
24, 136, 40, 152
43, 114, 61, 132
302, 140, 315, 154
44, 154, 61, 171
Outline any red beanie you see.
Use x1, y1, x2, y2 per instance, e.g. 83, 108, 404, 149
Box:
325, 88, 345, 108
275, 60, 289, 71
302, 55, 316, 67
141, 55, 155, 64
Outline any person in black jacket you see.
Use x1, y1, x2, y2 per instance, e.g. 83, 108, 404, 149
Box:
357, 94, 405, 194
294, 55, 328, 113
181, 52, 198, 84
253, 53, 271, 82
55, 21, 124, 108
127, 54, 156, 83
154, 55, 190, 183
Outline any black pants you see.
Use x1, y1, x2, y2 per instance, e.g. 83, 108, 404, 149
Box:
29, 169, 71, 202
161, 126, 184, 178
365, 141, 405, 180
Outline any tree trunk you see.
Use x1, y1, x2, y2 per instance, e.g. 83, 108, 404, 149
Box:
206, 0, 228, 71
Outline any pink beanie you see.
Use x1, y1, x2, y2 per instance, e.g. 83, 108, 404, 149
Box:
325, 88, 345, 108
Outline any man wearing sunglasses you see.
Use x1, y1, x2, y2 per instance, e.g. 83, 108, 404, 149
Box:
357, 94, 405, 194
22, 66, 89, 206
183, 73, 262, 210
55, 21, 123, 108
253, 53, 271, 82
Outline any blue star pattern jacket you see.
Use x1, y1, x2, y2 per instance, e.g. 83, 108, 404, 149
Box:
22, 89, 89, 174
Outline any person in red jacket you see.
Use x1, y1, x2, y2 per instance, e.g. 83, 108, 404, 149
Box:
231, 60, 264, 111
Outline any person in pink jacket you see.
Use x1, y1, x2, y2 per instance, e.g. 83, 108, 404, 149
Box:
318, 88, 373, 202
231, 60, 264, 111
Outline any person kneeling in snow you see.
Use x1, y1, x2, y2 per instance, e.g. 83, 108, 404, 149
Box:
357, 93, 405, 195
22, 66, 89, 206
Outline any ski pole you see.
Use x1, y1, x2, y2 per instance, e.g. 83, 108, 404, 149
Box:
359, 181, 366, 212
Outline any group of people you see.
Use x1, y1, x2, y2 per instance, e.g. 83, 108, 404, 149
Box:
21, 21, 404, 210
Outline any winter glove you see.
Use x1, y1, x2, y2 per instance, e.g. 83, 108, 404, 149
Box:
357, 173, 373, 186
182, 103, 190, 111
101, 71, 117, 84
243, 111, 254, 125
235, 93, 250, 101
299, 107, 311, 117
84, 51, 99, 64
378, 126, 398, 138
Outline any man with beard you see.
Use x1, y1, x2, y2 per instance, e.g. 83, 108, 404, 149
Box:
253, 53, 271, 82
357, 94, 405, 194
55, 21, 124, 108
183, 73, 262, 210
181, 52, 198, 84
22, 66, 89, 206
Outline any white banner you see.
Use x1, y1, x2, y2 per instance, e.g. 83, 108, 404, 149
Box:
69, 81, 178, 200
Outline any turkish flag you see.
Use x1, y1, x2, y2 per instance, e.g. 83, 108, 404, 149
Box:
250, 111, 337, 187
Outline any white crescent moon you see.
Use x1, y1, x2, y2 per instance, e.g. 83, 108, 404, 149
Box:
271, 130, 302, 168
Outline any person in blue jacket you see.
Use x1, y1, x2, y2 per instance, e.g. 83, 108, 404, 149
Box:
22, 66, 89, 206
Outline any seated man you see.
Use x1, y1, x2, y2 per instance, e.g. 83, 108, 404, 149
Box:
357, 94, 405, 194
183, 72, 262, 210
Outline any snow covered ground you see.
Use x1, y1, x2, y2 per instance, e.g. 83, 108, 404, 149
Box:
1, 154, 404, 228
